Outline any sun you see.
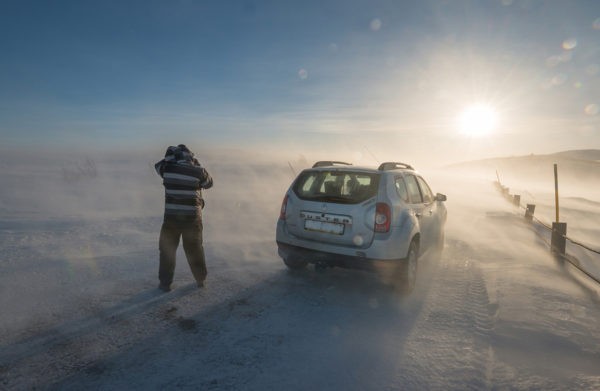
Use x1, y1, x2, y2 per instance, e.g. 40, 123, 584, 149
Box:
458, 104, 498, 137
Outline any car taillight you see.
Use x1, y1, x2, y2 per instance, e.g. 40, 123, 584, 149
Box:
374, 202, 391, 233
279, 194, 289, 220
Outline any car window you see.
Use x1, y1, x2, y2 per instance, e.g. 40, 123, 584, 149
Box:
404, 175, 422, 203
416, 176, 434, 203
395, 177, 409, 202
293, 170, 380, 204
300, 175, 316, 193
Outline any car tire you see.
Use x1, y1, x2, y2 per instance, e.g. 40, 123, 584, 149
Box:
397, 239, 418, 294
283, 256, 308, 270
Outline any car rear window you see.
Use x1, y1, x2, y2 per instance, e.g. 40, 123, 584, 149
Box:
293, 170, 380, 204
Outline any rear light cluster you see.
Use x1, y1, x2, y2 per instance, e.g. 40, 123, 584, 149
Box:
279, 194, 289, 220
375, 202, 391, 233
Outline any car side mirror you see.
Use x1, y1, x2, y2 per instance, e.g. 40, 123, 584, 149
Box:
435, 193, 447, 202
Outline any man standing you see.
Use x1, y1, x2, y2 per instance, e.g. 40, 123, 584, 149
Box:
154, 144, 213, 292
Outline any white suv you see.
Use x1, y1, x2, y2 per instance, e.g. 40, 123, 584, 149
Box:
276, 161, 447, 293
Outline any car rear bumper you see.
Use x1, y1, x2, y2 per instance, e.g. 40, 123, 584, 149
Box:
276, 241, 406, 271
276, 219, 413, 261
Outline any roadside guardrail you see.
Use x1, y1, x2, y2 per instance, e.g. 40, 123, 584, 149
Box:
494, 166, 600, 285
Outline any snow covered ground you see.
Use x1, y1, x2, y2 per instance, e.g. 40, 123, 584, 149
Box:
1, 150, 600, 390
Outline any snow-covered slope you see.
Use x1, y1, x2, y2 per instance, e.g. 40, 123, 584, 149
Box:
447, 149, 600, 200
1, 150, 599, 390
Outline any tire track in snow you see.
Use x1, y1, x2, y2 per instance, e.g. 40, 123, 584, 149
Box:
394, 239, 498, 390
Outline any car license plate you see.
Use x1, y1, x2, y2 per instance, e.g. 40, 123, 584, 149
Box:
304, 220, 344, 235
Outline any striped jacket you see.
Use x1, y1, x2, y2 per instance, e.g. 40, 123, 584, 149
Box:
155, 158, 213, 223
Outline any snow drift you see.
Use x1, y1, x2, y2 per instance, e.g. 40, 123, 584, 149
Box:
1, 147, 599, 390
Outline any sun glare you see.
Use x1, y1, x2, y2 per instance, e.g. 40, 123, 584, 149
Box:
458, 104, 498, 137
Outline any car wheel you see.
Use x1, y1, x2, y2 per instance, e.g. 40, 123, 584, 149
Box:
283, 256, 308, 270
398, 240, 418, 294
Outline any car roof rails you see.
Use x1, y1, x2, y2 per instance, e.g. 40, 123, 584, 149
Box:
378, 162, 414, 171
312, 161, 352, 168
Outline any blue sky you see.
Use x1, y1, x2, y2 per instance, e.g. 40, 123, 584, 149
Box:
1, 0, 599, 162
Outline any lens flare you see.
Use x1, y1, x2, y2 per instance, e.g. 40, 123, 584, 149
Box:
562, 38, 577, 50
584, 104, 599, 116
370, 18, 382, 31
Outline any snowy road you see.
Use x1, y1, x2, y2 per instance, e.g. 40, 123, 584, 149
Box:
1, 167, 600, 390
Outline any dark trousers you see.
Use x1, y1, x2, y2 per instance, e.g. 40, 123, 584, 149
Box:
159, 220, 207, 286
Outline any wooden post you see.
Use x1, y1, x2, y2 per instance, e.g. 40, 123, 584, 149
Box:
513, 194, 521, 207
551, 164, 567, 255
525, 204, 535, 221
551, 222, 567, 255
554, 163, 559, 223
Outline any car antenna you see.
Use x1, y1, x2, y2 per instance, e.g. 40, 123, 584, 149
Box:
288, 161, 297, 177
364, 146, 380, 164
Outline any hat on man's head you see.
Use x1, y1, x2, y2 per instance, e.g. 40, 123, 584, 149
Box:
179, 144, 194, 160
164, 145, 179, 160
163, 144, 194, 162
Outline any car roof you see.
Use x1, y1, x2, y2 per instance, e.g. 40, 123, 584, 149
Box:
306, 161, 418, 175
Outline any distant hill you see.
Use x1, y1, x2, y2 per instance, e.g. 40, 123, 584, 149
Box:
448, 150, 600, 190
550, 149, 600, 161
